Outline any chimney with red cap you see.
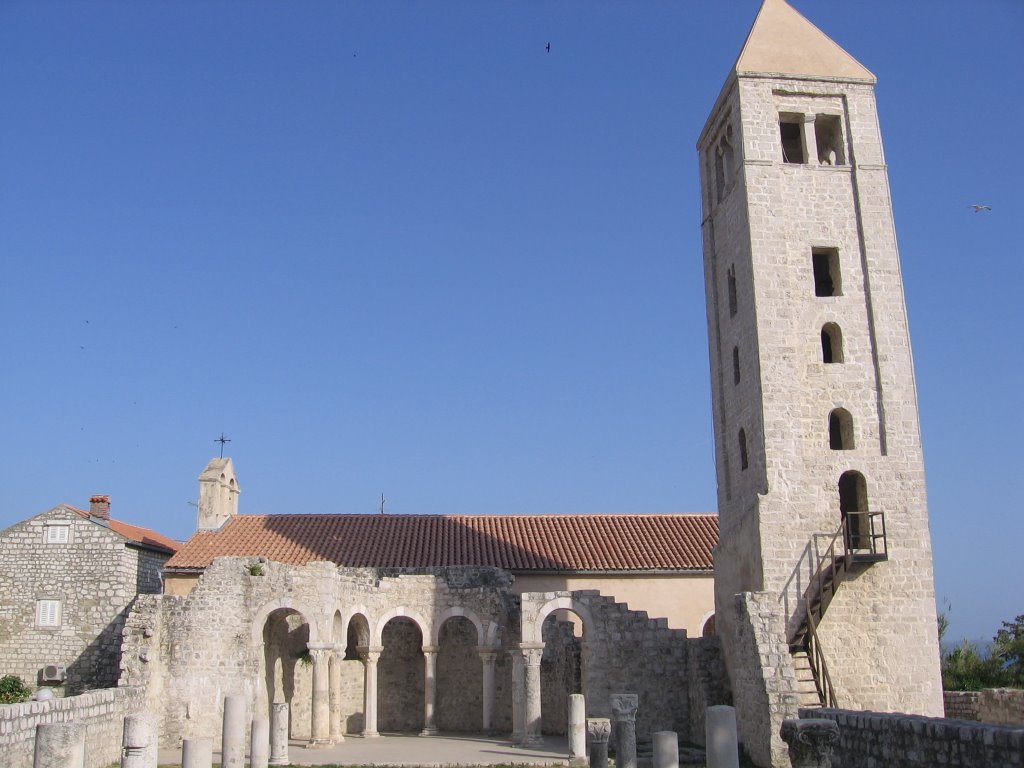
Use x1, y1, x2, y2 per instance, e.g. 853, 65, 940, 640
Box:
89, 495, 111, 520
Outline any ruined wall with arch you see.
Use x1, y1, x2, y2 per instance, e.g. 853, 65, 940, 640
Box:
122, 558, 728, 748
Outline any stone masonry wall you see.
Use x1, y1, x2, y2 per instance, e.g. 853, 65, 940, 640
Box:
0, 686, 147, 768
945, 689, 1024, 727
728, 592, 798, 768
0, 506, 170, 694
802, 707, 1024, 767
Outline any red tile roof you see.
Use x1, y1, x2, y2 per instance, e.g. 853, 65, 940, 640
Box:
164, 513, 717, 572
67, 505, 179, 554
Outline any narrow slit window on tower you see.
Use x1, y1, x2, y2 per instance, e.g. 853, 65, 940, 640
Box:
812, 248, 842, 297
821, 323, 843, 363
732, 346, 741, 385
828, 408, 855, 450
815, 114, 845, 166
779, 113, 805, 164
727, 265, 738, 316
738, 428, 749, 470
715, 145, 726, 203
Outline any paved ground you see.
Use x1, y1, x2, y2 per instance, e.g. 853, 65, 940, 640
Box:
158, 732, 575, 766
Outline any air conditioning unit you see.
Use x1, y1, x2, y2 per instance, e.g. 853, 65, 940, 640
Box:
41, 664, 66, 683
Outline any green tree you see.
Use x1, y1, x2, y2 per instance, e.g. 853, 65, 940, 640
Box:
993, 614, 1024, 687
941, 640, 1005, 691
0, 675, 31, 704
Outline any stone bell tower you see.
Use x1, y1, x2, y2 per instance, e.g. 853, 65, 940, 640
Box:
197, 457, 240, 530
698, 0, 942, 763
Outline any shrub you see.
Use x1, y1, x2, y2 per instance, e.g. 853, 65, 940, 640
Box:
0, 675, 31, 704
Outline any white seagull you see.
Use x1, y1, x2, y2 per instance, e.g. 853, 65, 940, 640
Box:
969, 204, 992, 213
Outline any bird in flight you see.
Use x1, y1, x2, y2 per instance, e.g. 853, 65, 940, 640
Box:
546, 42, 551, 53
969, 204, 992, 213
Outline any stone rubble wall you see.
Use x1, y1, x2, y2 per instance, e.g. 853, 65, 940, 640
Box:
801, 707, 1024, 768
684, 635, 730, 747
944, 689, 1024, 727
0, 686, 147, 768
0, 507, 170, 695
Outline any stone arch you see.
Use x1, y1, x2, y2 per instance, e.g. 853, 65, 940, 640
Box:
821, 322, 843, 363
435, 613, 484, 732
372, 607, 430, 647
377, 612, 427, 733
259, 606, 314, 739
251, 597, 321, 646
527, 596, 595, 644
431, 606, 485, 646
700, 611, 716, 637
828, 408, 855, 450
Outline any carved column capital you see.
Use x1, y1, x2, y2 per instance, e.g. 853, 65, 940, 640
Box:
421, 645, 440, 656
518, 641, 544, 667
587, 718, 612, 743
610, 693, 639, 723
780, 718, 840, 768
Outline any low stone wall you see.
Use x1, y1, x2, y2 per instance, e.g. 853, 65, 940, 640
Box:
945, 688, 1024, 726
0, 686, 147, 768
801, 707, 1024, 768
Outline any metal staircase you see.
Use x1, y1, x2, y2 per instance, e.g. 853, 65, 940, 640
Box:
787, 511, 888, 707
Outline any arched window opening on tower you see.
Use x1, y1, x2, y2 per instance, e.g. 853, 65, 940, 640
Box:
732, 346, 741, 385
779, 113, 805, 164
812, 248, 842, 297
838, 470, 870, 549
815, 114, 845, 166
828, 408, 854, 450
727, 265, 738, 316
738, 428, 749, 470
821, 323, 843, 363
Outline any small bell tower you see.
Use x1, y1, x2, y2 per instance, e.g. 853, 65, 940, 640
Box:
197, 457, 240, 531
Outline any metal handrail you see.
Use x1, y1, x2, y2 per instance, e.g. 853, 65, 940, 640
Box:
804, 605, 838, 708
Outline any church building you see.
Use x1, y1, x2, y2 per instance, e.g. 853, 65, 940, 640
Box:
114, 3, 944, 767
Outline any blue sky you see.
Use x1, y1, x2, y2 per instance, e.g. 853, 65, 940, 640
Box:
1, 1, 1020, 645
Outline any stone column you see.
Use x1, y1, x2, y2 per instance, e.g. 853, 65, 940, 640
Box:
121, 713, 157, 768
705, 705, 739, 768
181, 738, 213, 768
250, 718, 270, 768
308, 644, 333, 746
568, 694, 586, 759
780, 719, 840, 768
269, 703, 289, 766
801, 113, 817, 165
360, 645, 383, 737
610, 694, 638, 768
477, 647, 498, 734
34, 722, 86, 768
652, 731, 679, 768
510, 649, 525, 742
329, 647, 345, 742
519, 642, 545, 747
586, 718, 611, 768
221, 695, 247, 768
420, 645, 439, 735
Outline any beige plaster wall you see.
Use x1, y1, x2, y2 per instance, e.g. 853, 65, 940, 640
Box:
163, 573, 200, 596
511, 572, 714, 635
